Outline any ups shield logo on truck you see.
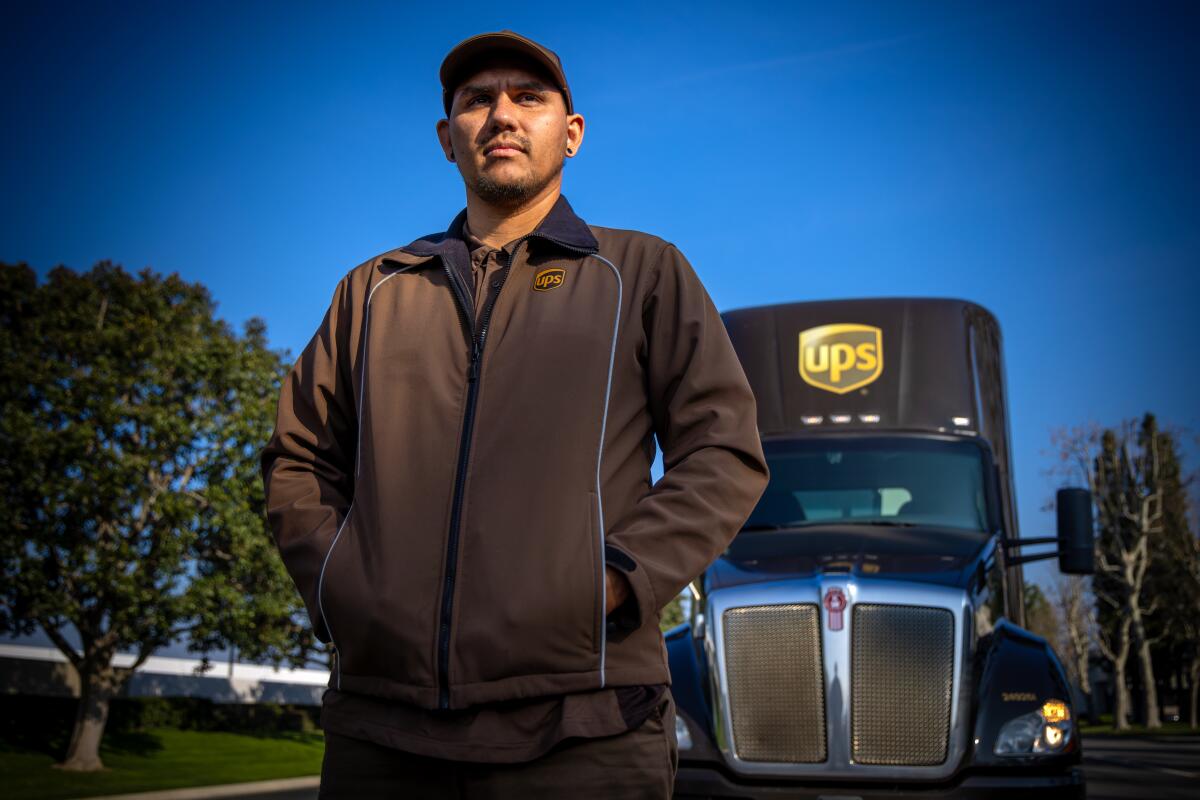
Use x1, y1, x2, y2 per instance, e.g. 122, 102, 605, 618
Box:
799, 323, 883, 394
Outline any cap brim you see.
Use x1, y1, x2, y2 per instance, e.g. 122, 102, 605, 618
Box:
440, 32, 571, 114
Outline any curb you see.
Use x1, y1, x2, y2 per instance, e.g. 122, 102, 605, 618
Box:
69, 775, 320, 800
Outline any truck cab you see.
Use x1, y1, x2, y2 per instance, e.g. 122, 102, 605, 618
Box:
668, 298, 1093, 799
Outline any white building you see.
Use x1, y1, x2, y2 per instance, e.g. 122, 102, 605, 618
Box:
0, 643, 329, 705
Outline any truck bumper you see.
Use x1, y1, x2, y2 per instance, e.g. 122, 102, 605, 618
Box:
673, 764, 1085, 799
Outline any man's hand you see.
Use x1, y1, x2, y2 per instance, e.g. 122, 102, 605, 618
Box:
605, 565, 631, 615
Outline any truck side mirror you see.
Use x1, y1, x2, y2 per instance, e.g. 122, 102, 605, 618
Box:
1056, 487, 1094, 575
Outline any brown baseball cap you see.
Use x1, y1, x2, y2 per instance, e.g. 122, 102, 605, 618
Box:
439, 30, 573, 117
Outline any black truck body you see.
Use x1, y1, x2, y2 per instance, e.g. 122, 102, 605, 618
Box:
668, 298, 1089, 799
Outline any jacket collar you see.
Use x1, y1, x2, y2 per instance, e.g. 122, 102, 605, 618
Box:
382, 193, 599, 269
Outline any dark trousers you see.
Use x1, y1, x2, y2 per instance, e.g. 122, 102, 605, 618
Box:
318, 690, 679, 799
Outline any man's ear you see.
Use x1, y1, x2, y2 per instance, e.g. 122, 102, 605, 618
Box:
565, 112, 585, 158
436, 118, 455, 162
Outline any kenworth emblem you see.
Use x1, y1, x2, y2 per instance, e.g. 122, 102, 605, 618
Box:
824, 587, 847, 631
533, 267, 566, 291
799, 323, 883, 394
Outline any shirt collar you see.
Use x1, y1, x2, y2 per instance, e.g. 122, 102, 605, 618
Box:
461, 219, 518, 260
391, 193, 600, 262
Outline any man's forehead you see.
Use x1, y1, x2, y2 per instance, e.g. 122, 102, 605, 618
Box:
455, 63, 555, 93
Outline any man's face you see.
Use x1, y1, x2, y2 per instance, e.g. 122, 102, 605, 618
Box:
437, 60, 584, 207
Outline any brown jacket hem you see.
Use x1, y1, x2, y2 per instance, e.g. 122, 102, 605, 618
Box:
340, 662, 671, 710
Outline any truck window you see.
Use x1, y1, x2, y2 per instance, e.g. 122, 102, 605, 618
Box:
744, 436, 990, 534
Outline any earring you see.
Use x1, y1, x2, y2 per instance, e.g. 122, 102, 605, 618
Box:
565, 147, 574, 155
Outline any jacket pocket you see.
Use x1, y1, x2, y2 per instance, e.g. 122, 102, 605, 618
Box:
317, 502, 354, 654
317, 499, 439, 687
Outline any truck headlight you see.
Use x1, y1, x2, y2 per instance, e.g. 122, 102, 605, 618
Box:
675, 712, 693, 751
994, 699, 1072, 755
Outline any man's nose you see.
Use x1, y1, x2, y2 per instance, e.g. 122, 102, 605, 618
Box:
488, 92, 519, 129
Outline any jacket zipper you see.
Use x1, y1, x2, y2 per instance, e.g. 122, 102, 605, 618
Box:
435, 233, 601, 709
436, 238, 522, 709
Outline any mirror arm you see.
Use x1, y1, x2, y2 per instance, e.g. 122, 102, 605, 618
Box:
999, 536, 1059, 548
1005, 550, 1060, 567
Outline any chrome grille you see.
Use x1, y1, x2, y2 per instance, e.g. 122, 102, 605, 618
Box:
851, 604, 954, 765
723, 604, 826, 763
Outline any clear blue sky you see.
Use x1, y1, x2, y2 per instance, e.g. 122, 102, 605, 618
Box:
3, 1, 1197, 616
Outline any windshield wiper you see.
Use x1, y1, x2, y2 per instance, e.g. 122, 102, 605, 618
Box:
739, 521, 816, 532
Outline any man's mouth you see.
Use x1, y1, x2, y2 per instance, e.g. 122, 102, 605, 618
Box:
483, 141, 526, 157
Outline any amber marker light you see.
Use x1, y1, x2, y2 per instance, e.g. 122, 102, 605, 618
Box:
1041, 700, 1070, 724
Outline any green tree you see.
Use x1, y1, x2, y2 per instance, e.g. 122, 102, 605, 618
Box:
659, 594, 685, 632
0, 261, 324, 771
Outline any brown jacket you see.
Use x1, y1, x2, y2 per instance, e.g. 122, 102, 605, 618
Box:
260, 194, 768, 711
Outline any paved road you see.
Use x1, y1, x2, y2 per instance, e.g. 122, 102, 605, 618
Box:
1081, 734, 1200, 799
225, 735, 1200, 799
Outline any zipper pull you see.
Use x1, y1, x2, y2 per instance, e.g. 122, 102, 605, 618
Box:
468, 341, 481, 382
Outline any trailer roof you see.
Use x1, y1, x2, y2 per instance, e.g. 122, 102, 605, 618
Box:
720, 297, 1007, 442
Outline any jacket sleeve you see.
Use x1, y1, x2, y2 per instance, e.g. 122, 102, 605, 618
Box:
603, 243, 770, 641
260, 275, 358, 644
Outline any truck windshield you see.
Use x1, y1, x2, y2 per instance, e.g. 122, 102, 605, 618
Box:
743, 436, 991, 534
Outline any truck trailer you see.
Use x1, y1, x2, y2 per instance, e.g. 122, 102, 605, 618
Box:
668, 297, 1094, 799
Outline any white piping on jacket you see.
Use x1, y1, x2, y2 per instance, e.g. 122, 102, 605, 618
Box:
586, 253, 624, 689
317, 265, 410, 691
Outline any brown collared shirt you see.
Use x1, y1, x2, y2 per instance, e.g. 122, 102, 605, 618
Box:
319, 220, 667, 763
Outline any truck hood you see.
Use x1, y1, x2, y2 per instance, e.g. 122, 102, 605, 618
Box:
709, 525, 989, 591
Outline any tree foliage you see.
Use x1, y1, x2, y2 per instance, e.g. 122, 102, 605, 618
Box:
0, 261, 323, 770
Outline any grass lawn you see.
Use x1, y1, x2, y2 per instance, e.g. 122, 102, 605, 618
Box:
2, 728, 324, 800
1079, 712, 1198, 736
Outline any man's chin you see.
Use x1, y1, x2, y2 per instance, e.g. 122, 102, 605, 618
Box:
479, 162, 529, 181
470, 174, 541, 206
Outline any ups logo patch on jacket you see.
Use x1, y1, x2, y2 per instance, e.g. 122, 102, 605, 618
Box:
533, 267, 566, 291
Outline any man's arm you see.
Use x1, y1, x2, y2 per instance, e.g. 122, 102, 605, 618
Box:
260, 275, 358, 644
603, 243, 769, 640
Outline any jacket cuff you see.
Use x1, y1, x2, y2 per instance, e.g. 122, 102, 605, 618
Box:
604, 543, 657, 643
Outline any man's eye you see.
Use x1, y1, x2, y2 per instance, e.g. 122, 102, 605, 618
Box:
520, 93, 541, 102
468, 95, 490, 105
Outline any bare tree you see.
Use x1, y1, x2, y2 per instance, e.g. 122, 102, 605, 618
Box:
1049, 417, 1166, 730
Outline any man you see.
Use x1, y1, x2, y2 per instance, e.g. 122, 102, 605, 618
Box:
260, 30, 768, 798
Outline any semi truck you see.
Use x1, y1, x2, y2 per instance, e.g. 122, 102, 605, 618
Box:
668, 298, 1094, 799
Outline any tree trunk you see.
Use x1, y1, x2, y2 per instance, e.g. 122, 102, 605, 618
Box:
55, 665, 119, 771
1098, 613, 1134, 731
1134, 639, 1161, 728
1076, 641, 1096, 724
1131, 613, 1162, 728
1112, 659, 1131, 731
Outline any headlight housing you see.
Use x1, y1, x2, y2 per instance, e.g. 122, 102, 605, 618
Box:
994, 699, 1073, 756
